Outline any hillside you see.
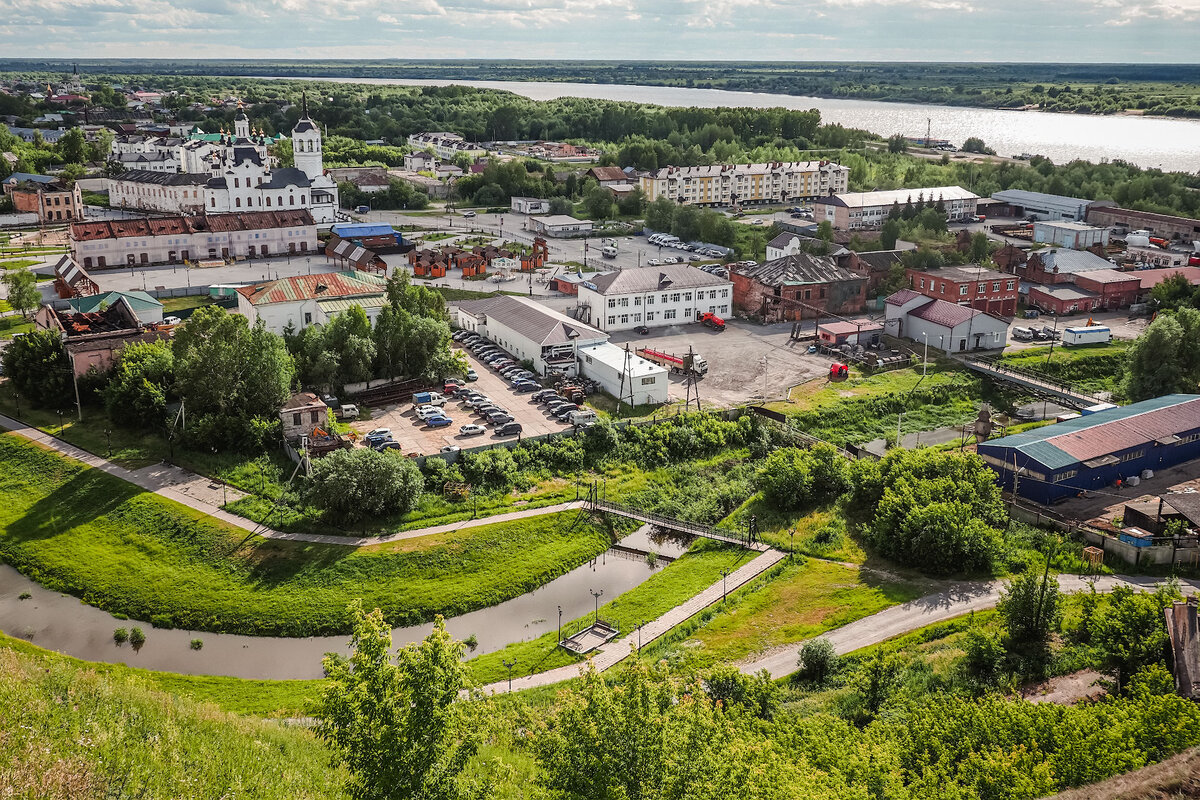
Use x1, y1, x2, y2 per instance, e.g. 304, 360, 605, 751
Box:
1047, 747, 1200, 800
0, 640, 345, 799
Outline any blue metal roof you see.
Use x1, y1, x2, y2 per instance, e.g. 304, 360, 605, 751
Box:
2, 172, 56, 185
330, 223, 397, 238
981, 394, 1200, 470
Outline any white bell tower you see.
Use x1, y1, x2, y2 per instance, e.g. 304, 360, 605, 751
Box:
234, 101, 250, 140
292, 93, 323, 181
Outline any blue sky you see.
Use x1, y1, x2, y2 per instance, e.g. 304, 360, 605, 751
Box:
3, 0, 1198, 61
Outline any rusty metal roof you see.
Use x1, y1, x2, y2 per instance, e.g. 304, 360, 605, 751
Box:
237, 270, 386, 306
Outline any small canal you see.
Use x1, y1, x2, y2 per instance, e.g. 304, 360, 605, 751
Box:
0, 526, 692, 680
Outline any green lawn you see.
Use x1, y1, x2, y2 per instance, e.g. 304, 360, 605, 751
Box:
465, 540, 756, 684
0, 433, 611, 636
645, 558, 924, 669
0, 315, 34, 339
0, 634, 346, 797
0, 258, 40, 270
161, 295, 218, 313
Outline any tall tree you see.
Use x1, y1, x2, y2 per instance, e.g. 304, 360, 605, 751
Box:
2, 269, 40, 319
56, 127, 87, 165
102, 341, 175, 428
0, 330, 70, 407
316, 605, 476, 800
1123, 307, 1200, 401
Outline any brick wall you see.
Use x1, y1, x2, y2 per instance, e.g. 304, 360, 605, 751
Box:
732, 272, 866, 321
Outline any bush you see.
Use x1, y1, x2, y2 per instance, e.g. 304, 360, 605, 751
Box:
756, 444, 848, 511
190, 638, 204, 651
113, 627, 129, 645
309, 448, 424, 523
797, 637, 839, 685
129, 627, 146, 650
0, 330, 71, 408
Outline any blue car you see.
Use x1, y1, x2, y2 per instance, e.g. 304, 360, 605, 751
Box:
426, 415, 453, 428
513, 382, 539, 393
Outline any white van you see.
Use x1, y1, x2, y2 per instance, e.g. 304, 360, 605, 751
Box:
602, 245, 618, 259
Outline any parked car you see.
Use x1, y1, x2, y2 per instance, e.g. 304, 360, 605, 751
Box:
532, 389, 557, 402
459, 423, 487, 436
647, 258, 661, 266
476, 405, 505, 418
443, 380, 462, 394
426, 415, 453, 428
554, 404, 581, 420
465, 368, 478, 381
375, 440, 402, 451
462, 210, 477, 218
541, 394, 567, 407
337, 403, 359, 420
441, 445, 461, 453
495, 421, 523, 437
364, 428, 392, 444
488, 412, 515, 426
635, 325, 650, 335
415, 405, 443, 421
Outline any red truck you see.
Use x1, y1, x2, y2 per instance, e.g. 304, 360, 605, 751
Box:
698, 311, 726, 331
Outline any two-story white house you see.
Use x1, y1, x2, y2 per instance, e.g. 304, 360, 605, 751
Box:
576, 264, 733, 333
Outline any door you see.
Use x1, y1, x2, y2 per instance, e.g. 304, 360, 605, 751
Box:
221, 247, 229, 259
958, 338, 966, 352
248, 245, 256, 257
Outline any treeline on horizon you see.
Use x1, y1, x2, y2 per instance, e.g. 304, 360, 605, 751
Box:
5, 58, 1200, 116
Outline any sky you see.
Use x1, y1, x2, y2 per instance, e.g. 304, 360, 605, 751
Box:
3, 0, 1200, 62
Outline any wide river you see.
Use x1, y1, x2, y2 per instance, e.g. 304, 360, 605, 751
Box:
284, 76, 1200, 173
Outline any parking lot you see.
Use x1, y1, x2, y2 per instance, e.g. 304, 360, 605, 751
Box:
609, 318, 836, 407
350, 348, 572, 455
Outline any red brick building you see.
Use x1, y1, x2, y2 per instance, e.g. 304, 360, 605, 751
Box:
3, 173, 85, 223
1026, 284, 1100, 316
840, 250, 904, 296
1015, 248, 1113, 285
1071, 269, 1141, 309
731, 252, 867, 322
906, 265, 1018, 317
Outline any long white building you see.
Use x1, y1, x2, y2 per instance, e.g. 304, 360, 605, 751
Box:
576, 264, 733, 333
639, 161, 849, 207
815, 186, 979, 230
70, 209, 317, 268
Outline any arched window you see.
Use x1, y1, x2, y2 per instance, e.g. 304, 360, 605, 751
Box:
266, 197, 271, 207
300, 195, 306, 204
234, 178, 239, 188
278, 196, 283, 206
235, 197, 241, 208
289, 195, 295, 206
210, 197, 216, 207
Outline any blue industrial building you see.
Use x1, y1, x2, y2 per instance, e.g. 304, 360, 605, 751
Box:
977, 395, 1200, 505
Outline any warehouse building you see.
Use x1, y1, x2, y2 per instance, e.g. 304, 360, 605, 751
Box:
991, 190, 1108, 222
449, 294, 668, 402
1033, 220, 1111, 250
977, 395, 1200, 505
815, 186, 978, 230
884, 289, 1009, 352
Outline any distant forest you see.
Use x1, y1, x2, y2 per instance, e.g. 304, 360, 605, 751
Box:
4, 59, 1200, 117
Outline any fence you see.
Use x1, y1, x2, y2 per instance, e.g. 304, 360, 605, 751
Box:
1008, 502, 1200, 567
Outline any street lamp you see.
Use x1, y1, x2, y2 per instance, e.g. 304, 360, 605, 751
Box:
502, 658, 517, 693
720, 568, 731, 602
557, 604, 562, 648
104, 427, 112, 458
637, 621, 644, 654
590, 588, 604, 623
789, 528, 796, 561
921, 331, 929, 377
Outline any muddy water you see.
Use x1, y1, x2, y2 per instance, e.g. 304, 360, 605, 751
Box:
0, 527, 692, 680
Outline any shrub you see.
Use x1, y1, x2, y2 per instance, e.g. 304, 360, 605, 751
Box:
797, 637, 839, 685
18, 592, 31, 600
464, 633, 478, 651
309, 447, 424, 523
113, 627, 129, 645
756, 444, 848, 511
129, 627, 146, 650
190, 638, 204, 651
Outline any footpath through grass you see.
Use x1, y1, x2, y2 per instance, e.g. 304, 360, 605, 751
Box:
0, 636, 346, 797
466, 540, 756, 684
0, 433, 611, 636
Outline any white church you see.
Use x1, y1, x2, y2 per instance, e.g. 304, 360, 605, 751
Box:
107, 98, 340, 224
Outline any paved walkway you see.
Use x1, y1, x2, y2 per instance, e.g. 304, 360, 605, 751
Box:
0, 414, 582, 547
738, 573, 1200, 679
479, 547, 789, 694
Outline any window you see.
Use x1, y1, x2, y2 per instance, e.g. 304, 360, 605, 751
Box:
304, 312, 312, 325
992, 282, 1000, 291
1119, 449, 1145, 463
939, 283, 945, 294
619, 298, 629, 307
634, 296, 641, 306
645, 312, 655, 321
1053, 470, 1078, 482
959, 285, 968, 296
620, 314, 629, 324
640, 377, 656, 386
661, 294, 669, 303
644, 295, 654, 305
608, 316, 616, 325
664, 309, 677, 320
234, 178, 239, 188
684, 292, 692, 301
1007, 280, 1015, 291
671, 293, 681, 303
919, 278, 926, 289
235, 197, 241, 208
292, 413, 301, 425
633, 313, 642, 322
977, 283, 986, 293
1179, 433, 1200, 444
310, 410, 319, 424
607, 299, 616, 308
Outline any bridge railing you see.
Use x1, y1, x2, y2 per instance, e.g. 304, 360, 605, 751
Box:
963, 357, 1103, 404
587, 498, 753, 548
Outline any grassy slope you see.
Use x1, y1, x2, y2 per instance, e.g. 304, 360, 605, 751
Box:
0, 640, 346, 798
648, 558, 924, 669
0, 433, 610, 636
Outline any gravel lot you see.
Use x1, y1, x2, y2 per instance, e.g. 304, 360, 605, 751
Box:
608, 318, 838, 407
350, 348, 571, 455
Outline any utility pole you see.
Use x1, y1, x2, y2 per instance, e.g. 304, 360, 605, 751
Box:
557, 605, 562, 649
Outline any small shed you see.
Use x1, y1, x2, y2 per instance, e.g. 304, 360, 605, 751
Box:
817, 319, 883, 347
281, 392, 328, 441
